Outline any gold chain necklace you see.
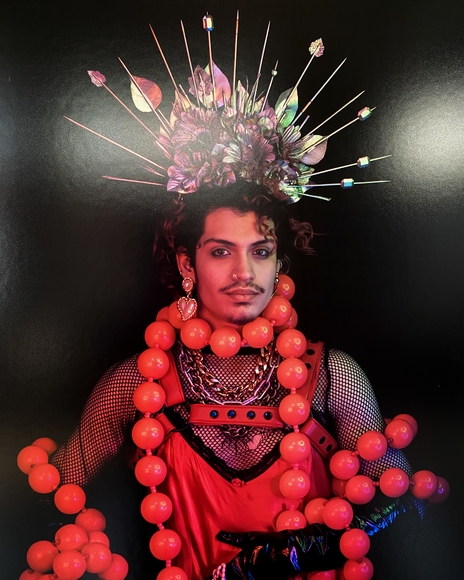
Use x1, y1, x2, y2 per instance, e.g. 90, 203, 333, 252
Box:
178, 340, 280, 406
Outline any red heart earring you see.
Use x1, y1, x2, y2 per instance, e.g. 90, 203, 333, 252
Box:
177, 277, 198, 321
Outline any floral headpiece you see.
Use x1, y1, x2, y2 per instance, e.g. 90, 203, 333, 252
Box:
68, 13, 389, 203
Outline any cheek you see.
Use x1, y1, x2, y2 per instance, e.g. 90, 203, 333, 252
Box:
195, 264, 220, 297
265, 264, 277, 290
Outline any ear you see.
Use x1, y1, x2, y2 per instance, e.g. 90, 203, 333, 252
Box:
176, 253, 196, 284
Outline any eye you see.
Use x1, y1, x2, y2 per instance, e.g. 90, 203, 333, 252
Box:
253, 247, 271, 258
211, 248, 230, 257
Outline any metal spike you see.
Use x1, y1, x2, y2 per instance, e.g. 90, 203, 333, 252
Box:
180, 20, 200, 107
251, 21, 271, 108
64, 116, 166, 170
292, 59, 347, 126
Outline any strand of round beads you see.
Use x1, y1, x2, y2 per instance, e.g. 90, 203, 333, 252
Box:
304, 413, 450, 580
274, 327, 313, 531
153, 274, 297, 356
17, 439, 127, 580
135, 273, 449, 580
130, 274, 298, 577
134, 322, 188, 580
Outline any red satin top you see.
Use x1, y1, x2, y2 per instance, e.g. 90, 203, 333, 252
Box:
157, 432, 332, 580
156, 341, 331, 580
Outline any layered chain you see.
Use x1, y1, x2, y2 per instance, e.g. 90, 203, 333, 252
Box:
178, 341, 280, 406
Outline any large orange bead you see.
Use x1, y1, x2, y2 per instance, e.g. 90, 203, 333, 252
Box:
261, 296, 292, 326
87, 531, 110, 547
141, 492, 173, 524
379, 467, 409, 498
278, 393, 310, 425
149, 529, 182, 560
340, 529, 371, 561
209, 327, 241, 357
393, 413, 418, 437
75, 508, 106, 532
344, 475, 376, 505
28, 463, 60, 494
81, 542, 112, 574
156, 306, 170, 322
279, 432, 311, 463
279, 468, 310, 499
26, 540, 58, 573
135, 455, 167, 487
276, 329, 307, 358
54, 484, 86, 514
275, 308, 298, 332
54, 524, 88, 552
275, 509, 307, 531
242, 317, 274, 348
19, 570, 43, 579
98, 554, 129, 580
428, 476, 450, 504
277, 357, 309, 389
384, 418, 414, 449
145, 321, 176, 350
331, 477, 348, 498
132, 417, 165, 450
168, 301, 185, 329
329, 450, 360, 480
356, 431, 387, 461
17, 445, 49, 474
31, 437, 58, 456
137, 348, 170, 380
304, 497, 328, 525
180, 318, 212, 350
156, 567, 188, 580
343, 556, 374, 580
410, 470, 438, 499
322, 497, 353, 530
275, 274, 296, 300
133, 382, 166, 414
52, 550, 86, 580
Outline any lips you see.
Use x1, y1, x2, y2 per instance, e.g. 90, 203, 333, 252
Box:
225, 289, 259, 296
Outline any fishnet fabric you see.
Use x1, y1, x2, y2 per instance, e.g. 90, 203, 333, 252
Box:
313, 349, 413, 480
51, 358, 141, 487
167, 341, 291, 481
51, 343, 413, 487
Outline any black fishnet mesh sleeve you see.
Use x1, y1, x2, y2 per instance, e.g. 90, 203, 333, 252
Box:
50, 355, 142, 487
320, 349, 425, 529
325, 349, 413, 480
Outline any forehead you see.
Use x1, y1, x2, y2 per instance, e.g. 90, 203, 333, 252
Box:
199, 208, 274, 243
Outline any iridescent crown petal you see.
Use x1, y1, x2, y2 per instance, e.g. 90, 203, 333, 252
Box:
67, 13, 390, 203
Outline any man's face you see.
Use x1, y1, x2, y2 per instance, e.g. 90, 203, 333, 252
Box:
188, 208, 278, 330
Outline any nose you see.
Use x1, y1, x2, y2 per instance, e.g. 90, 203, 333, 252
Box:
233, 253, 255, 282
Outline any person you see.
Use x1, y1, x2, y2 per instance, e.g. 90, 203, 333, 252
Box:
50, 182, 421, 580
36, 17, 447, 579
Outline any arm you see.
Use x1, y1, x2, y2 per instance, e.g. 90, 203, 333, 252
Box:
327, 349, 413, 479
215, 349, 425, 579
50, 354, 142, 487
326, 349, 423, 532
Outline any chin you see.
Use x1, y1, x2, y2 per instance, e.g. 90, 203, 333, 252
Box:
226, 306, 262, 327
227, 315, 257, 327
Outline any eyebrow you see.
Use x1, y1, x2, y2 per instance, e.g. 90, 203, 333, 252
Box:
201, 237, 274, 247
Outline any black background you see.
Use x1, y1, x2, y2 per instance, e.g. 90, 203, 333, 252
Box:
1, 0, 463, 578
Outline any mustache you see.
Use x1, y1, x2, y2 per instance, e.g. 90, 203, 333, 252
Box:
220, 281, 266, 294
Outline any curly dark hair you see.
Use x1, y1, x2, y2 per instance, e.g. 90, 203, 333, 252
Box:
153, 181, 314, 293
